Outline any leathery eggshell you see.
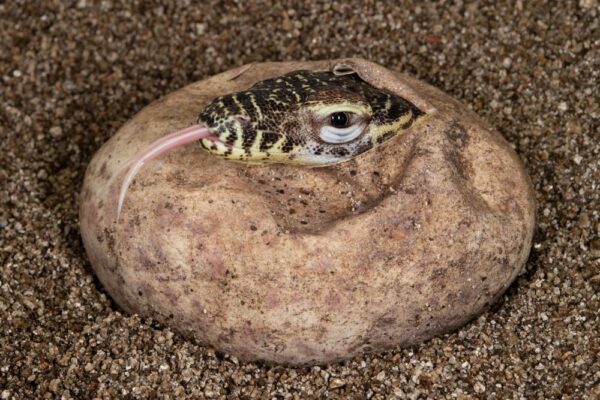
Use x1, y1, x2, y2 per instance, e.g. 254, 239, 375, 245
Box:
79, 58, 535, 365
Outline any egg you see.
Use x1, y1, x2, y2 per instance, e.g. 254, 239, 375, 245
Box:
79, 58, 535, 365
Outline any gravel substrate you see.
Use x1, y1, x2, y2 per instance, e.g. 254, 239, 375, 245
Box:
1, 1, 598, 398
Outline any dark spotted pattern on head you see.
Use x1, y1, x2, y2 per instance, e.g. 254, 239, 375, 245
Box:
198, 70, 426, 165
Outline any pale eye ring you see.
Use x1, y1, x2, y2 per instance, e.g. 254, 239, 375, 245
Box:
320, 112, 366, 144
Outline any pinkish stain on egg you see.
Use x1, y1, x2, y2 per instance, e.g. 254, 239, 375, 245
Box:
204, 252, 227, 280
324, 290, 345, 311
308, 256, 332, 274
264, 291, 281, 309
161, 286, 180, 304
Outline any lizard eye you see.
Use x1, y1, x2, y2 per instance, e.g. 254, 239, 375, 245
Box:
320, 112, 366, 144
330, 112, 350, 128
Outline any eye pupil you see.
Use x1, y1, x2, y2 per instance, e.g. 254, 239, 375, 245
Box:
330, 112, 349, 128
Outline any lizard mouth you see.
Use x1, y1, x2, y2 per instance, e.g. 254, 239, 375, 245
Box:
199, 135, 234, 154
116, 123, 217, 221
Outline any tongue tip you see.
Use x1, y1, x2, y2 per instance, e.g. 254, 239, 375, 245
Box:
115, 124, 211, 223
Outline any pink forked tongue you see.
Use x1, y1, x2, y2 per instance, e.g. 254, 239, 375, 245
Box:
116, 124, 213, 221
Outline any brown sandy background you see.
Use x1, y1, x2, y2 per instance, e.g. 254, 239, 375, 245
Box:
1, 1, 598, 398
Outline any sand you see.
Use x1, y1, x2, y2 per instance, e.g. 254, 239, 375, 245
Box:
0, 1, 598, 398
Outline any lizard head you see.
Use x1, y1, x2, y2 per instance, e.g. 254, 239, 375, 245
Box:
198, 70, 425, 165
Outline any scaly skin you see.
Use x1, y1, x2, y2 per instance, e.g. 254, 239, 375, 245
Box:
198, 70, 426, 165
